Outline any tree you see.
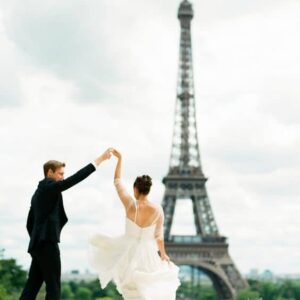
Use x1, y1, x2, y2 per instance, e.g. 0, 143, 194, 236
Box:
235, 288, 261, 300
0, 250, 26, 294
278, 279, 300, 300
0, 284, 9, 300
75, 287, 92, 300
61, 283, 74, 299
258, 281, 279, 300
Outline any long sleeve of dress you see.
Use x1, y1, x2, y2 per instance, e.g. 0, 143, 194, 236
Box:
154, 205, 164, 241
114, 178, 133, 211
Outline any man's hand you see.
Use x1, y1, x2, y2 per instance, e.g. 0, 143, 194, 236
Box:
94, 148, 112, 166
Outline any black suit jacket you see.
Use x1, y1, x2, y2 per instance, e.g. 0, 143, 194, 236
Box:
26, 163, 96, 253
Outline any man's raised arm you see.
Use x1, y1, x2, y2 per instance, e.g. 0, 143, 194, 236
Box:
45, 149, 112, 192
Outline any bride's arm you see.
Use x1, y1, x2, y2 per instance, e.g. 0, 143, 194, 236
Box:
112, 149, 132, 209
157, 240, 170, 262
155, 206, 171, 262
114, 151, 122, 180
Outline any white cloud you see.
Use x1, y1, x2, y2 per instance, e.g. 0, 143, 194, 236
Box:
0, 11, 21, 105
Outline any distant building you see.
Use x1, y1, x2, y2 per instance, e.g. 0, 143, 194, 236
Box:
248, 268, 259, 280
277, 273, 300, 280
245, 269, 300, 283
61, 269, 97, 282
261, 269, 275, 281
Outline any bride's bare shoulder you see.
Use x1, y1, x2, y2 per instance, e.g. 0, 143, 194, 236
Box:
148, 202, 163, 214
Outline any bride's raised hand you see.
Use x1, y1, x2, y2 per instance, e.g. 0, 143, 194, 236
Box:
104, 148, 113, 160
111, 148, 122, 159
112, 148, 122, 179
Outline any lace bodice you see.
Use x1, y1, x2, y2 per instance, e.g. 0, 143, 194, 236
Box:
114, 178, 164, 240
125, 217, 157, 241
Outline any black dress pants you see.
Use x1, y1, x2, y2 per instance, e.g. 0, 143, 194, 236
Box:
19, 241, 61, 300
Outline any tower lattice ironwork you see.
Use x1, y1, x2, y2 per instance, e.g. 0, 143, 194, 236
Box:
161, 1, 248, 299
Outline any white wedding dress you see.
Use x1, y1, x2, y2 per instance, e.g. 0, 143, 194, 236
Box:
88, 178, 180, 300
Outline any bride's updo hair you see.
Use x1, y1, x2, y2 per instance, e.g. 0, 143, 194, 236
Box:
134, 175, 152, 195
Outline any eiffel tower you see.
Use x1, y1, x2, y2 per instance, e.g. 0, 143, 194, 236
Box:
161, 1, 248, 299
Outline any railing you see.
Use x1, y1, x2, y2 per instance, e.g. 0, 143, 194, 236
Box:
167, 235, 227, 244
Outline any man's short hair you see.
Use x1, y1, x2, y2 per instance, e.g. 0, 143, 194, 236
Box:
43, 160, 66, 177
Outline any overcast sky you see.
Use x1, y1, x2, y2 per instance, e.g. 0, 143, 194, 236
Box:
0, 0, 299, 276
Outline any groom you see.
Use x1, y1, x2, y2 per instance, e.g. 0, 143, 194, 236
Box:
19, 149, 112, 300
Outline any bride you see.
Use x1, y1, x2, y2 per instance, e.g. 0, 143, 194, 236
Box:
88, 148, 180, 300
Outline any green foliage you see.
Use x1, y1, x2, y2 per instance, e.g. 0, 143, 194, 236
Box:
61, 283, 74, 299
0, 284, 9, 300
235, 288, 261, 300
176, 281, 216, 300
0, 257, 27, 293
278, 279, 300, 300
1, 251, 300, 300
75, 287, 92, 300
247, 279, 300, 300
0, 250, 26, 300
55, 280, 121, 300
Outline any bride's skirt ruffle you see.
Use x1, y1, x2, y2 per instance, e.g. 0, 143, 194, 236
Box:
88, 234, 180, 300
